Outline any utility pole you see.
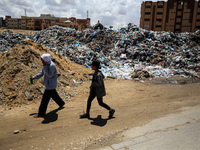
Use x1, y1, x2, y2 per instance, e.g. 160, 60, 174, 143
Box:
24, 9, 27, 16
87, 10, 88, 18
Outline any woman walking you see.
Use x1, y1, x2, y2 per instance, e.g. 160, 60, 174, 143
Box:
80, 60, 115, 119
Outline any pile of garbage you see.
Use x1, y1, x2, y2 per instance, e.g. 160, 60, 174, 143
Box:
0, 30, 26, 53
30, 25, 200, 79
1, 24, 200, 80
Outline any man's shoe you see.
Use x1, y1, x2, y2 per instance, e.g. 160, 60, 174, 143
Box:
34, 114, 45, 118
80, 113, 90, 119
58, 103, 65, 110
109, 109, 115, 119
58, 106, 65, 110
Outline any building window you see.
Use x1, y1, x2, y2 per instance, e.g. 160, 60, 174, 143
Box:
177, 16, 181, 18
157, 12, 163, 15
157, 5, 163, 8
156, 19, 162, 21
145, 19, 150, 21
145, 5, 151, 8
35, 20, 41, 26
145, 12, 151, 15
196, 26, 200, 29
178, 9, 182, 11
198, 12, 200, 15
156, 25, 162, 28
197, 19, 200, 22
176, 22, 181, 25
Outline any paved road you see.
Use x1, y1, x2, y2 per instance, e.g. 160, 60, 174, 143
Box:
98, 105, 200, 150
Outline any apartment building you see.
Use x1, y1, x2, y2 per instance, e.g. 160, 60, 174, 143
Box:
5, 14, 91, 31
0, 17, 5, 27
140, 0, 200, 33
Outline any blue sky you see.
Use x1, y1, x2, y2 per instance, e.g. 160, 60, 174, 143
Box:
0, 0, 167, 29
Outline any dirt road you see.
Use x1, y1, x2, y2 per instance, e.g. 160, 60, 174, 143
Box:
0, 78, 200, 150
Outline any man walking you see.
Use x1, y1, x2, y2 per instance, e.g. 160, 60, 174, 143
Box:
32, 53, 65, 118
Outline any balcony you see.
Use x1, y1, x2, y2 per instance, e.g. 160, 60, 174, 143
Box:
196, 22, 200, 26
156, 22, 162, 25
178, 5, 183, 9
177, 11, 182, 16
196, 15, 200, 19
145, 15, 151, 18
176, 25, 181, 28
176, 18, 181, 22
156, 15, 163, 19
157, 8, 164, 12
145, 8, 152, 12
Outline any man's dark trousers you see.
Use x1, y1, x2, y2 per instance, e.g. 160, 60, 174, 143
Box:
38, 89, 65, 116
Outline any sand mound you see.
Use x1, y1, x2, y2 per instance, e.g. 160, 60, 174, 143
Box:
0, 40, 93, 107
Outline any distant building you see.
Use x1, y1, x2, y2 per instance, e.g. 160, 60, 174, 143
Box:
5, 14, 91, 31
0, 17, 3, 27
140, 0, 200, 33
0, 17, 5, 27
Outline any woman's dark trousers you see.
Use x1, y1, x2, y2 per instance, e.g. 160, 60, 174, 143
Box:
86, 89, 110, 113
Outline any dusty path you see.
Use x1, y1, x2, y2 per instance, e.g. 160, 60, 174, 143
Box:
0, 79, 200, 150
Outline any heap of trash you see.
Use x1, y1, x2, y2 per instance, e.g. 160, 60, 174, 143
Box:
1, 24, 200, 80
0, 30, 26, 53
31, 25, 200, 79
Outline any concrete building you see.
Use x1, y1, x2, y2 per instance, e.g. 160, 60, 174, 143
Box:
140, 0, 200, 33
0, 17, 5, 27
5, 14, 91, 31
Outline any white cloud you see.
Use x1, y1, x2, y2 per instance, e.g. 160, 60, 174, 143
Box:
118, 8, 127, 15
0, 0, 167, 29
14, 0, 32, 7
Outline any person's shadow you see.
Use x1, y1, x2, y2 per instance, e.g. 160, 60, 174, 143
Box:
41, 109, 59, 124
29, 107, 65, 124
88, 115, 115, 127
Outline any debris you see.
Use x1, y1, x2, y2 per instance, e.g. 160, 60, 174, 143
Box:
0, 39, 92, 107
14, 130, 19, 134
28, 25, 200, 79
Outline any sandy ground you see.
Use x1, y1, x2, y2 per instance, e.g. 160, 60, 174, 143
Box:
0, 77, 200, 150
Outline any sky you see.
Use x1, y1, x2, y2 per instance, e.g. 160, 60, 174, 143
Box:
0, 0, 167, 29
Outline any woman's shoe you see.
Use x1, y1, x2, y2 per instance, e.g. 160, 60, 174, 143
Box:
109, 109, 115, 119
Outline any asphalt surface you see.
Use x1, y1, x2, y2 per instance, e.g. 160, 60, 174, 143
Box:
96, 105, 200, 150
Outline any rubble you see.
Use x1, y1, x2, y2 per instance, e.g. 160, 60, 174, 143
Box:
131, 69, 151, 79
0, 40, 92, 107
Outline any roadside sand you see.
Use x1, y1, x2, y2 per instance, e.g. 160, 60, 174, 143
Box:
0, 79, 200, 150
